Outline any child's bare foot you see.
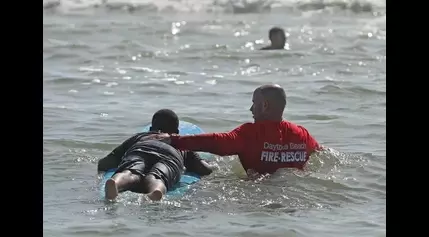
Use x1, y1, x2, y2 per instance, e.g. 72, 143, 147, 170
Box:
142, 174, 167, 201
105, 178, 119, 200
147, 189, 164, 201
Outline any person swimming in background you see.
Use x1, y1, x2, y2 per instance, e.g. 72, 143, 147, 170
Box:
260, 27, 287, 50
97, 109, 214, 201
153, 84, 322, 177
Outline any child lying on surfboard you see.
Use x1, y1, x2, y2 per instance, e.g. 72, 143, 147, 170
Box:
97, 109, 214, 201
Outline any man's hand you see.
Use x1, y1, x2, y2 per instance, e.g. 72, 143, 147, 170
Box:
153, 133, 172, 144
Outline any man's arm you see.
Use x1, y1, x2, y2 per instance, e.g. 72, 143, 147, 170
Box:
295, 125, 323, 169
170, 124, 250, 156
183, 151, 215, 176
297, 125, 322, 154
97, 133, 142, 172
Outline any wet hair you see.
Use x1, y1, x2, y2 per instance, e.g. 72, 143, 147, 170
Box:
269, 27, 286, 40
150, 109, 179, 134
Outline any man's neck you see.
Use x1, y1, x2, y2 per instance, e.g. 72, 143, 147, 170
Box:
256, 116, 283, 122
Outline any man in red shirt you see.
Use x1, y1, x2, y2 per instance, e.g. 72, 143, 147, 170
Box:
154, 84, 321, 175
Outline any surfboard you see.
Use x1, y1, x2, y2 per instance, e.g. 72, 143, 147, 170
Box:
100, 120, 212, 199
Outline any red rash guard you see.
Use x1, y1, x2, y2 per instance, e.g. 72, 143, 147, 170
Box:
170, 120, 321, 174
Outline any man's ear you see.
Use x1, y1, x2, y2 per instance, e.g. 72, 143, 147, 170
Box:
263, 101, 269, 111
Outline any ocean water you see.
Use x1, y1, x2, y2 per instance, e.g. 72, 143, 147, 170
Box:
43, 0, 386, 236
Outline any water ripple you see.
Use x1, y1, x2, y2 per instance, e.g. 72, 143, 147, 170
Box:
43, 6, 385, 237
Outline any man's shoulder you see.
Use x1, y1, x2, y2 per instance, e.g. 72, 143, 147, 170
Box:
281, 120, 315, 138
280, 120, 301, 128
232, 122, 254, 132
279, 120, 292, 127
238, 122, 254, 127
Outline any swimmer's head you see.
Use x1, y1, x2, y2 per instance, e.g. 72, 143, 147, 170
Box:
268, 27, 286, 49
250, 84, 286, 122
150, 109, 180, 134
